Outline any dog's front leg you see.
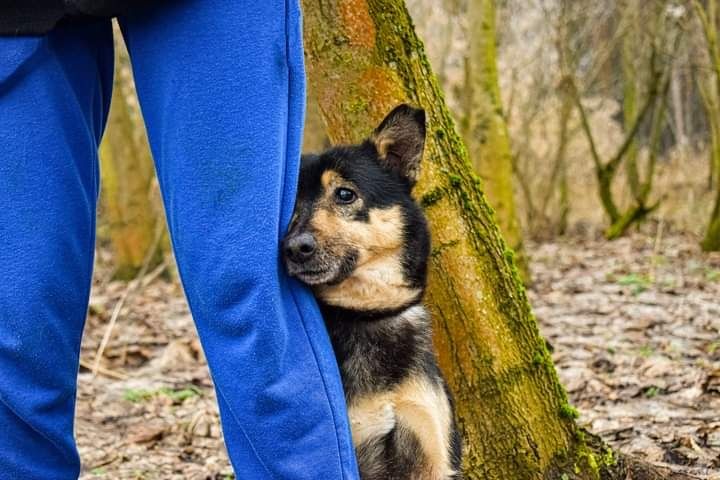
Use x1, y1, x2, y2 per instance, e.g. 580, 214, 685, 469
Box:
394, 376, 457, 480
348, 392, 396, 446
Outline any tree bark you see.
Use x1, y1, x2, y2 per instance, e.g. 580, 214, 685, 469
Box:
463, 0, 527, 279
302, 81, 331, 153
301, 1, 615, 478
99, 34, 167, 279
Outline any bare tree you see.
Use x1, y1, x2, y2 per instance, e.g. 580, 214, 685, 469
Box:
692, 0, 720, 250
570, 2, 681, 239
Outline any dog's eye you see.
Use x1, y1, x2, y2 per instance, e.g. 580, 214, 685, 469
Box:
334, 187, 357, 204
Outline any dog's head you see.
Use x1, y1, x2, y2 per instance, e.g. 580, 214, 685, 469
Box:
283, 104, 430, 312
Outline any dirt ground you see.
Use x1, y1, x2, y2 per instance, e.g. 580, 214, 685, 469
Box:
76, 230, 720, 479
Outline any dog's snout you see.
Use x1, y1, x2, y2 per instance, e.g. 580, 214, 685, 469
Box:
284, 232, 317, 263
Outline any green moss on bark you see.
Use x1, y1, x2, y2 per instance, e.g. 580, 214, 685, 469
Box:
420, 187, 445, 208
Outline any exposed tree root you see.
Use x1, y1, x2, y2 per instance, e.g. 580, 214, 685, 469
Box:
542, 430, 702, 480
587, 431, 700, 480
605, 454, 704, 480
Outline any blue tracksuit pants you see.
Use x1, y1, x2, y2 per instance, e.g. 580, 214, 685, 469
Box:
0, 1, 358, 478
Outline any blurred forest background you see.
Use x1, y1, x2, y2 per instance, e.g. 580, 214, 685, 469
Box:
98, 0, 720, 279
77, 1, 720, 478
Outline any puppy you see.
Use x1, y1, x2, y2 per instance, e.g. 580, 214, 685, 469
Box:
283, 105, 462, 479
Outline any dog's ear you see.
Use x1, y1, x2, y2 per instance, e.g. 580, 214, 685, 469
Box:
370, 104, 426, 185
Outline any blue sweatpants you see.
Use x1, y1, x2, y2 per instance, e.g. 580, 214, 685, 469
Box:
0, 1, 358, 478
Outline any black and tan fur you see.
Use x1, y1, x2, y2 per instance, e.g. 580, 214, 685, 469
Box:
282, 105, 462, 479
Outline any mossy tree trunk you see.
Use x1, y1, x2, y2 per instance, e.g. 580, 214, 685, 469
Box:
693, 0, 720, 251
302, 1, 617, 478
621, 9, 641, 200
99, 34, 167, 279
302, 81, 331, 153
462, 0, 527, 279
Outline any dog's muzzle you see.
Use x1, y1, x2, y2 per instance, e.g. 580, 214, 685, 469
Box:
283, 232, 317, 263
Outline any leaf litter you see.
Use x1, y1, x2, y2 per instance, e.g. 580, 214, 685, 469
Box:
529, 231, 720, 479
76, 231, 719, 478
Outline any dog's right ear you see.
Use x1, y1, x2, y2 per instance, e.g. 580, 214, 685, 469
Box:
370, 104, 426, 185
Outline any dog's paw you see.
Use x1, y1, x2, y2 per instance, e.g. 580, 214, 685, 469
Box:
349, 400, 396, 445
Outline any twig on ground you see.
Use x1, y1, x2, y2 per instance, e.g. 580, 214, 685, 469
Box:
91, 222, 165, 378
79, 358, 128, 380
141, 255, 172, 289
85, 450, 122, 471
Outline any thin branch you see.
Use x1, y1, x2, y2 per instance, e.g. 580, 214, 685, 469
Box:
91, 221, 165, 378
79, 358, 128, 380
570, 79, 603, 174
605, 65, 663, 175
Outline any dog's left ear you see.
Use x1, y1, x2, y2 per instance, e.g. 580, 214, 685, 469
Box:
370, 104, 426, 185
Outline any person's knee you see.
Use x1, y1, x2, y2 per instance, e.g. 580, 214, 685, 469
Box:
182, 254, 284, 316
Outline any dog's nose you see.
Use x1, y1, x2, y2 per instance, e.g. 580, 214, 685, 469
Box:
284, 232, 317, 262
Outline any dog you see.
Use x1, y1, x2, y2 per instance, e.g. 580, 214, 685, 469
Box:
282, 105, 463, 479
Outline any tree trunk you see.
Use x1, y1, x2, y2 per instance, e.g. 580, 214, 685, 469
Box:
540, 85, 573, 236
671, 64, 688, 151
99, 34, 167, 279
302, 81, 331, 153
621, 20, 641, 201
463, 0, 527, 279
694, 0, 720, 251
698, 77, 720, 251
301, 1, 614, 478
701, 194, 720, 251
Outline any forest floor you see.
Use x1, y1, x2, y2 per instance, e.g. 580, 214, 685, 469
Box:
76, 230, 720, 479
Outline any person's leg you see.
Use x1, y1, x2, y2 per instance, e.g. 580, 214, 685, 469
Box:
118, 1, 358, 478
0, 21, 114, 479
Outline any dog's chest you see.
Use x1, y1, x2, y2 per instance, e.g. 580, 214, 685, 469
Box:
324, 305, 432, 399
